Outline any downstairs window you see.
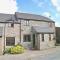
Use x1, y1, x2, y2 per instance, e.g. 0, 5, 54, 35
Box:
6, 37, 15, 46
23, 35, 31, 42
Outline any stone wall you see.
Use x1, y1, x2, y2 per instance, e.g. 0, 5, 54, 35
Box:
5, 23, 20, 46
20, 20, 55, 49
39, 34, 55, 50
0, 20, 55, 55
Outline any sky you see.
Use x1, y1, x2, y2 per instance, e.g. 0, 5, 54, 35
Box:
0, 0, 60, 27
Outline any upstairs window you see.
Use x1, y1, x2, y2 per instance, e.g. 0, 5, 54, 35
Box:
11, 23, 14, 27
8, 23, 14, 27
24, 20, 29, 26
48, 22, 52, 27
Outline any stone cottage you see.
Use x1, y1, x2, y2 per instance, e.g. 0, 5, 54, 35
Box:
0, 12, 56, 55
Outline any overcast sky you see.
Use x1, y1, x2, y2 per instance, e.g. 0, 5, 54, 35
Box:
0, 0, 60, 27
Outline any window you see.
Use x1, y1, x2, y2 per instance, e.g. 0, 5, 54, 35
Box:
42, 34, 44, 42
49, 34, 51, 41
6, 37, 15, 46
23, 35, 31, 42
48, 22, 52, 27
8, 23, 14, 27
11, 23, 14, 27
24, 20, 29, 26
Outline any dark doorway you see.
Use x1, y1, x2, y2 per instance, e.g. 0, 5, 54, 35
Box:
33, 34, 35, 48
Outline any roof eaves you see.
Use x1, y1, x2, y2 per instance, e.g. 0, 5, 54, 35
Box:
15, 12, 55, 23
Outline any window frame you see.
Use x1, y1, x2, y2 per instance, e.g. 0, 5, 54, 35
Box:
23, 34, 31, 42
11, 23, 14, 27
24, 20, 29, 26
8, 23, 14, 27
48, 22, 52, 27
6, 37, 15, 46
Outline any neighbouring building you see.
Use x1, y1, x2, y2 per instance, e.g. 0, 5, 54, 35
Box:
0, 12, 56, 55
56, 27, 60, 44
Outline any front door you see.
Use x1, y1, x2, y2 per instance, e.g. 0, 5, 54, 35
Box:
33, 34, 35, 48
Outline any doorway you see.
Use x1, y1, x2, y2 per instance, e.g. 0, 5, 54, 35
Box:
33, 34, 35, 48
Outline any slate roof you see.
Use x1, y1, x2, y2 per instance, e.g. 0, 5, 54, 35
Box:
0, 13, 20, 23
0, 12, 54, 23
31, 26, 54, 33
0, 13, 14, 22
0, 12, 55, 35
15, 12, 54, 22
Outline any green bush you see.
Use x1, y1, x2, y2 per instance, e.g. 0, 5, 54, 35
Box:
10, 45, 25, 54
15, 43, 23, 47
5, 48, 11, 53
5, 44, 25, 54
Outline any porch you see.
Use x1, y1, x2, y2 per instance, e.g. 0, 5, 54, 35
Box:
31, 26, 55, 50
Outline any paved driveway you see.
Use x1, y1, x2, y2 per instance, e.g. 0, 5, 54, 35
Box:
31, 49, 60, 60
0, 46, 60, 60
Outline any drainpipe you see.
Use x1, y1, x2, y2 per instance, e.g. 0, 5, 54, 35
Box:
39, 34, 40, 50
20, 19, 21, 43
3, 23, 6, 54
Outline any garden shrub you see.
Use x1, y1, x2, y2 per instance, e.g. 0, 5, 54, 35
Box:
5, 44, 25, 54
10, 45, 25, 54
5, 48, 11, 53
